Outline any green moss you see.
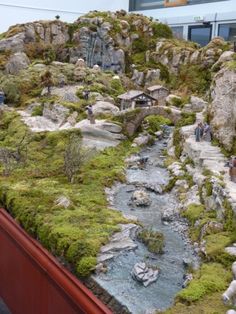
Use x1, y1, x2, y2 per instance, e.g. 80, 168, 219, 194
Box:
205, 233, 232, 259
0, 111, 138, 277
176, 263, 231, 303
76, 256, 97, 277
182, 203, 205, 226
162, 291, 232, 314
31, 105, 43, 116
176, 112, 196, 128
173, 128, 182, 158
205, 178, 213, 197
137, 228, 164, 254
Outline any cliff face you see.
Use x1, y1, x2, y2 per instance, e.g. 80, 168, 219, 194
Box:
209, 65, 236, 151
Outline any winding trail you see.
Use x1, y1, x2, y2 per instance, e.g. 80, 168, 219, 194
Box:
181, 112, 236, 212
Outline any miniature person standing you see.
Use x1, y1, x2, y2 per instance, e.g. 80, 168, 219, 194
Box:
194, 123, 203, 142
0, 90, 5, 105
83, 90, 90, 101
86, 105, 95, 124
229, 156, 236, 183
203, 122, 212, 142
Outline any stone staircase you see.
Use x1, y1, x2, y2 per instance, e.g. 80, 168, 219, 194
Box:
180, 114, 236, 212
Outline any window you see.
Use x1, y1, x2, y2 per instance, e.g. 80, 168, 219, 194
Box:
188, 25, 212, 46
171, 26, 184, 39
218, 23, 236, 42
129, 0, 227, 10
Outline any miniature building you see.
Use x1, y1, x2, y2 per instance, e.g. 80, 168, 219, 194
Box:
147, 85, 169, 106
118, 90, 156, 111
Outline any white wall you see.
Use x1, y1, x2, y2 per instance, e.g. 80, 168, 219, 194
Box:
0, 0, 129, 33
132, 0, 236, 25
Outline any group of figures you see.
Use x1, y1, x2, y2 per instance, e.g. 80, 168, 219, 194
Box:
194, 122, 212, 142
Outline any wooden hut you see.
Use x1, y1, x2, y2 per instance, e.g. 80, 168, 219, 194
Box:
118, 90, 156, 111
147, 85, 169, 106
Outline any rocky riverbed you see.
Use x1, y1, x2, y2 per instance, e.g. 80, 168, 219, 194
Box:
93, 129, 199, 314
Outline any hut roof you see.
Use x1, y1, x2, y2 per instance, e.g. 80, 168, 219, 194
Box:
147, 85, 169, 92
118, 90, 156, 101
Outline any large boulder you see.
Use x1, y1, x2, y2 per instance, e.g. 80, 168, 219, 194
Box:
5, 52, 30, 74
92, 101, 119, 116
43, 103, 70, 125
210, 67, 236, 150
0, 33, 25, 52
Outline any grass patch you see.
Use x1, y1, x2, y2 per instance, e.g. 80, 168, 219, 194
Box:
182, 203, 205, 226
176, 263, 231, 303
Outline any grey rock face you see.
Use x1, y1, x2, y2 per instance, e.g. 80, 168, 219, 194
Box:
210, 68, 236, 150
0, 33, 25, 52
43, 103, 70, 125
190, 96, 207, 112
93, 101, 119, 116
5, 52, 30, 74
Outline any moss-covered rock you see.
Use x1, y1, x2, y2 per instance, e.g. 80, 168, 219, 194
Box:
137, 228, 165, 254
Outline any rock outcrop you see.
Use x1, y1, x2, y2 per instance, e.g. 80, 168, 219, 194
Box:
210, 67, 236, 151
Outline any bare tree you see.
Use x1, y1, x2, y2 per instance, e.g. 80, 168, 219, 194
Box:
64, 134, 95, 183
0, 131, 31, 176
41, 70, 53, 95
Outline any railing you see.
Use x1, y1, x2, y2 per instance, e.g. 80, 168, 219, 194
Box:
0, 208, 112, 314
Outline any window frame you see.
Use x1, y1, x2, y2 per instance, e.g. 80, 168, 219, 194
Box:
188, 24, 212, 46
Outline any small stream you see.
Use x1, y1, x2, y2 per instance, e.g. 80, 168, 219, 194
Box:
94, 129, 198, 314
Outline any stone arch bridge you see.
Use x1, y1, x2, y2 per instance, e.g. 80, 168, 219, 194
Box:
122, 106, 182, 137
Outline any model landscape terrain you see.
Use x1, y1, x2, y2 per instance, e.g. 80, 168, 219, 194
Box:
0, 10, 236, 313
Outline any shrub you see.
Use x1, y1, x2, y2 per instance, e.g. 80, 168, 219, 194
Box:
144, 115, 172, 134
151, 22, 173, 39
137, 228, 164, 254
176, 112, 196, 128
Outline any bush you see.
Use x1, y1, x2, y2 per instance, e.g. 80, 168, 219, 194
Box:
176, 112, 196, 128
137, 228, 164, 253
144, 115, 172, 134
151, 22, 173, 39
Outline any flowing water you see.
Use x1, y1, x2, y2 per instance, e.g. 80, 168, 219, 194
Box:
94, 130, 198, 314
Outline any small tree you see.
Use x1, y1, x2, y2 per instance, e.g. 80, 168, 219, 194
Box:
64, 134, 94, 183
41, 70, 53, 95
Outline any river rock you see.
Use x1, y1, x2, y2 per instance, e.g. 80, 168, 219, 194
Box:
133, 134, 152, 147
131, 189, 151, 206
131, 262, 159, 287
98, 223, 139, 262
182, 273, 193, 288
161, 206, 178, 222
143, 183, 163, 194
